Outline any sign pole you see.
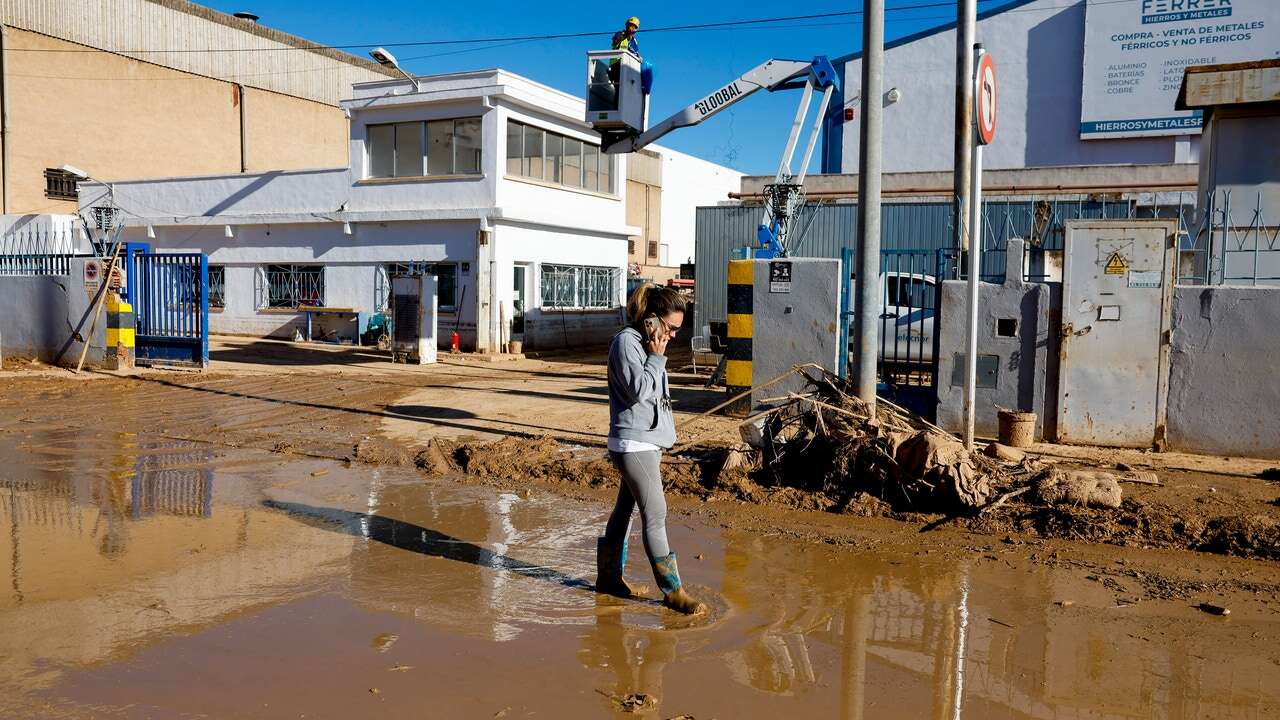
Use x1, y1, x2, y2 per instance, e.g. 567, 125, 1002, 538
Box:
962, 126, 983, 451
963, 43, 994, 452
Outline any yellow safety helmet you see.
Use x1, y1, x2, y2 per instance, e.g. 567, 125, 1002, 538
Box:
626, 16, 640, 29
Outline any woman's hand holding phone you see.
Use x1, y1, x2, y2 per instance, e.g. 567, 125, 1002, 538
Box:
644, 316, 669, 356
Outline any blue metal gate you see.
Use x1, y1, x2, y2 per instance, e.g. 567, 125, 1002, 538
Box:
127, 249, 209, 367
839, 247, 957, 420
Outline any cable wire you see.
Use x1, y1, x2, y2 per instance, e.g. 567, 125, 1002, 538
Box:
4, 2, 986, 54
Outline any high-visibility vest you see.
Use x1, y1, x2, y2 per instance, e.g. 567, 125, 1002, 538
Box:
610, 31, 641, 62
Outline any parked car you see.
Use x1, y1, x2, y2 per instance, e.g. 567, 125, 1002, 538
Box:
874, 271, 938, 367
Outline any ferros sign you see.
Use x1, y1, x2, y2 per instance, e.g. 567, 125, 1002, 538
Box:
1080, 0, 1277, 139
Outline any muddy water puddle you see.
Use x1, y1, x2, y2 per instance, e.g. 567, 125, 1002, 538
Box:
1, 425, 1277, 718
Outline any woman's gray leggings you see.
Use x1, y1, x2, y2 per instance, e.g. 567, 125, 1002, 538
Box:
603, 450, 671, 560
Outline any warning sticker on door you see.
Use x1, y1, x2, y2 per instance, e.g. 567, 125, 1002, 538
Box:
1127, 270, 1162, 288
1104, 252, 1128, 275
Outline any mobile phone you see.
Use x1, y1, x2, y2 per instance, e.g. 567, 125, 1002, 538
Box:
643, 316, 662, 339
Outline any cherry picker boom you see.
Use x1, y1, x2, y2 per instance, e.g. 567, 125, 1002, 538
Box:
585, 50, 839, 258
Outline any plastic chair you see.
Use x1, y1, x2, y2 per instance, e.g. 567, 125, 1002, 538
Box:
690, 324, 714, 375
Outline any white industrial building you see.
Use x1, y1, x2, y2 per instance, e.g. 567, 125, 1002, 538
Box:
819, 0, 1276, 182
78, 68, 739, 351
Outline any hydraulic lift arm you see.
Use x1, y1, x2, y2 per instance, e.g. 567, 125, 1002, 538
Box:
603, 57, 836, 156
600, 56, 838, 257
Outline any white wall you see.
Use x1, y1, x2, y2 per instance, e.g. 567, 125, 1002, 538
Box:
491, 221, 627, 349
494, 102, 632, 236
74, 67, 639, 349
829, 0, 1196, 173
653, 145, 743, 266
115, 219, 481, 339
345, 97, 498, 214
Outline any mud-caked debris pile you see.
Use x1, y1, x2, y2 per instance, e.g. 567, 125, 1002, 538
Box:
725, 367, 1020, 514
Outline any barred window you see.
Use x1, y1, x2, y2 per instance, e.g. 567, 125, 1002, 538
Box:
380, 262, 458, 311
264, 264, 324, 309
44, 168, 79, 200
540, 264, 620, 308
208, 265, 226, 309
507, 120, 614, 194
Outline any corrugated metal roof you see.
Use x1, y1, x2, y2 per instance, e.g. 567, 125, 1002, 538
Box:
0, 0, 396, 106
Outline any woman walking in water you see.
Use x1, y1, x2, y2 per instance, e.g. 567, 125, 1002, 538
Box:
596, 283, 706, 615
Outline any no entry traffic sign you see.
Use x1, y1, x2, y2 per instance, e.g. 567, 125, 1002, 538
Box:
975, 53, 997, 145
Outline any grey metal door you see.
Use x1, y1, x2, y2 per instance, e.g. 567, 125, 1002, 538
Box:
1058, 220, 1176, 447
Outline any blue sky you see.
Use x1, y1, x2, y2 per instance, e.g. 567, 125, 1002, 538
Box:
205, 1, 1024, 175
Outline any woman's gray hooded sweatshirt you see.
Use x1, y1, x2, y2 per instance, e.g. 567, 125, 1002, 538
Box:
607, 326, 675, 449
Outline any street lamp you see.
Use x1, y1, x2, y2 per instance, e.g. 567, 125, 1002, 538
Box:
59, 164, 118, 254
369, 47, 421, 92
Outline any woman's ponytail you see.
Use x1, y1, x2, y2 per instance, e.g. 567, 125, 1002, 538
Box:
626, 282, 687, 323
626, 282, 654, 323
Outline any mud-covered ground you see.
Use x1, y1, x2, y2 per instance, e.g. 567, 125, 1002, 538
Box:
1, 338, 1276, 578
2, 340, 1279, 717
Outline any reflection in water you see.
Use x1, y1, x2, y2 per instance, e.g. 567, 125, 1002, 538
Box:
579, 602, 679, 714
131, 440, 214, 519
0, 430, 355, 706
0, 413, 1274, 719
336, 480, 611, 644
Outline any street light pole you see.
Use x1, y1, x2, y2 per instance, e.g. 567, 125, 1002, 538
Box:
853, 0, 884, 408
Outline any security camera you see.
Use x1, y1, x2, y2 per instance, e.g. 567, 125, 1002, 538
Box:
369, 47, 398, 67
886, 87, 902, 104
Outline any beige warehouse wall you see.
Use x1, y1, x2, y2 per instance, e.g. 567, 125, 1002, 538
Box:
1, 28, 350, 214
243, 85, 349, 173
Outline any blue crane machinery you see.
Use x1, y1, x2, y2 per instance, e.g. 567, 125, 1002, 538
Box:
585, 50, 839, 258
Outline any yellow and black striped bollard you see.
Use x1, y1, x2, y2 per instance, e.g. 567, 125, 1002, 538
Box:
725, 260, 753, 417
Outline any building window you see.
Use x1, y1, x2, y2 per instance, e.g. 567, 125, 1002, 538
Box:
263, 264, 324, 309
647, 241, 658, 259
368, 118, 482, 179
507, 120, 614, 194
383, 262, 459, 310
208, 265, 226, 309
44, 168, 79, 200
540, 264, 620, 308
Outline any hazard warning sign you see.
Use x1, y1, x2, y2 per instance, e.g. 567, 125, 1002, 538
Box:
1104, 252, 1128, 276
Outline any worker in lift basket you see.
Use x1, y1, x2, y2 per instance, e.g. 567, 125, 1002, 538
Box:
612, 16, 642, 59
608, 16, 641, 84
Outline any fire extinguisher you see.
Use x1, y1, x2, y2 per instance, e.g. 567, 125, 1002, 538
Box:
450, 285, 466, 353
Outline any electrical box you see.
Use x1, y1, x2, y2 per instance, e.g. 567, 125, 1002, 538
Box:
586, 50, 645, 135
724, 258, 841, 415
1058, 220, 1176, 447
391, 274, 438, 365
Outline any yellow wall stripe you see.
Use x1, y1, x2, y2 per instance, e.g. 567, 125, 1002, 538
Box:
725, 359, 752, 388
726, 313, 752, 339
728, 260, 754, 285
106, 328, 135, 348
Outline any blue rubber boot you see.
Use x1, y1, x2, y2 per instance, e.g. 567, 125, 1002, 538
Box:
596, 536, 641, 598
650, 552, 706, 615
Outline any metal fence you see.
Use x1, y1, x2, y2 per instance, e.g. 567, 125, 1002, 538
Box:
1183, 190, 1280, 285
694, 196, 1157, 332
0, 228, 80, 277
